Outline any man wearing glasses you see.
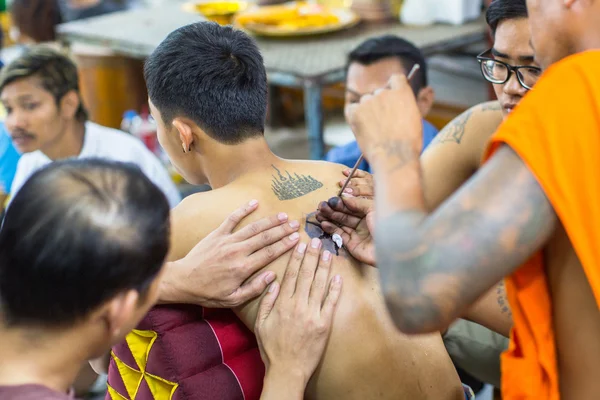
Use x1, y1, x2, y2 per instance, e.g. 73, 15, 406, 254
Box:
330, 0, 539, 393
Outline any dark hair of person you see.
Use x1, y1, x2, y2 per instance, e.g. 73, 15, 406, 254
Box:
144, 22, 268, 145
0, 159, 170, 328
347, 35, 428, 94
0, 46, 88, 122
486, 0, 528, 37
10, 0, 63, 43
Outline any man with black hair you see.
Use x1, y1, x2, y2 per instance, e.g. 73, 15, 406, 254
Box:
0, 159, 342, 400
107, 21, 468, 400
330, 0, 600, 396
333, 0, 536, 390
326, 35, 437, 172
1, 46, 181, 208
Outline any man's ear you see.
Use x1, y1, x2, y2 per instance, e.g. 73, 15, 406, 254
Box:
59, 91, 81, 120
172, 118, 195, 153
416, 86, 435, 117
100, 290, 139, 341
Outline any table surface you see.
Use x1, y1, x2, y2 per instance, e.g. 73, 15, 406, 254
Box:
57, 4, 486, 80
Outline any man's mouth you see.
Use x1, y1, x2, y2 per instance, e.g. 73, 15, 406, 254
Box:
11, 135, 34, 147
503, 103, 517, 114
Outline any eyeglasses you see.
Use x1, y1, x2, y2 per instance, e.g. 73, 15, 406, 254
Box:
476, 50, 542, 90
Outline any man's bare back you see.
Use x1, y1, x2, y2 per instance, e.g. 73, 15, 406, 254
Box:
169, 160, 463, 400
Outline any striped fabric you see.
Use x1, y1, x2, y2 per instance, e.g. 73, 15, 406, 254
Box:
107, 304, 264, 400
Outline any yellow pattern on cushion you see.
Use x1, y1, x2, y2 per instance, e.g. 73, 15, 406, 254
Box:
111, 329, 179, 399
107, 384, 129, 400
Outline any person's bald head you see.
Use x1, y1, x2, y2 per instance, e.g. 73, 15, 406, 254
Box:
0, 159, 169, 340
526, 0, 600, 69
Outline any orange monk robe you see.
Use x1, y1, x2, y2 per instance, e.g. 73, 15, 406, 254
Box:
485, 50, 600, 400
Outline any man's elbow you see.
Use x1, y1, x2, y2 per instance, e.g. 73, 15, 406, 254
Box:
382, 288, 450, 335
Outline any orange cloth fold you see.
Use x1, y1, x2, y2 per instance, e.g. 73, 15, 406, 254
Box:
485, 51, 600, 400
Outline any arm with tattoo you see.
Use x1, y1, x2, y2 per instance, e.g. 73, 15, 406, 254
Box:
372, 144, 557, 334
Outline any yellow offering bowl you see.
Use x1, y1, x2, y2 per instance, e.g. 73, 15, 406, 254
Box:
183, 1, 249, 25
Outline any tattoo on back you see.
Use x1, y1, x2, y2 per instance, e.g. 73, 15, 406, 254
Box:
433, 109, 473, 145
271, 165, 323, 201
305, 212, 340, 256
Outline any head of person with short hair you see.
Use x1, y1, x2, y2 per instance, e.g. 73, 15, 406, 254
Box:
0, 159, 169, 397
145, 22, 268, 186
0, 46, 87, 155
10, 0, 63, 44
0, 45, 181, 208
345, 35, 435, 118
478, 0, 541, 117
525, 0, 600, 70
325, 35, 437, 172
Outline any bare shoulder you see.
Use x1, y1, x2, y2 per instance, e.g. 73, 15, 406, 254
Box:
431, 101, 503, 147
168, 189, 239, 261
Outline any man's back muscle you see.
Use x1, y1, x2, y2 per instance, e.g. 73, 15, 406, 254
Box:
169, 160, 464, 400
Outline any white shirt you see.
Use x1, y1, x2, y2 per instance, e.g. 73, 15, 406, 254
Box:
10, 122, 181, 208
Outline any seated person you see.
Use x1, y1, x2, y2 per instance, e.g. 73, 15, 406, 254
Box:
0, 124, 20, 209
326, 35, 437, 172
59, 0, 132, 22
0, 159, 170, 399
0, 158, 341, 400
107, 22, 466, 400
0, 46, 181, 208
10, 0, 63, 44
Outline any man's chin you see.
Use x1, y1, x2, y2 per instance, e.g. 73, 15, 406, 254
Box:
12, 140, 38, 154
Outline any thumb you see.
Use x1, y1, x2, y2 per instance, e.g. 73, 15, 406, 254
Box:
255, 283, 280, 329
341, 195, 373, 215
388, 73, 408, 90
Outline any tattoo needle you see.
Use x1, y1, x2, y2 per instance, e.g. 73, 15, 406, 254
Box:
338, 64, 421, 197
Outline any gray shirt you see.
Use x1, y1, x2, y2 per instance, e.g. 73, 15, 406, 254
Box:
59, 0, 137, 21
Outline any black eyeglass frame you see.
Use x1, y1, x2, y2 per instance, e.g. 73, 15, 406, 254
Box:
476, 49, 542, 90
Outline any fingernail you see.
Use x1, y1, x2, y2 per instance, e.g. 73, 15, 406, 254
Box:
334, 275, 342, 284
289, 220, 300, 229
311, 238, 321, 249
265, 272, 276, 284
278, 212, 288, 222
249, 199, 258, 207
289, 232, 300, 241
268, 283, 277, 293
344, 188, 353, 194
298, 242, 307, 254
341, 192, 355, 198
328, 197, 340, 207
319, 201, 327, 209
323, 251, 331, 261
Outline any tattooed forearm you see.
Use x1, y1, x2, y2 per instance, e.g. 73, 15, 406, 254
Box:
371, 139, 419, 172
375, 146, 557, 334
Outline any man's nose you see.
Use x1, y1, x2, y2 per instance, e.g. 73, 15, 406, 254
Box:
503, 72, 526, 97
6, 109, 27, 131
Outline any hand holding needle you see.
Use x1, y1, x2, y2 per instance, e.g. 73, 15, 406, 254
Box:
338, 64, 421, 197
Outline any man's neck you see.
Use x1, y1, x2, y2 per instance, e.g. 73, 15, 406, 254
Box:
43, 120, 86, 161
0, 325, 97, 393
204, 137, 280, 189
